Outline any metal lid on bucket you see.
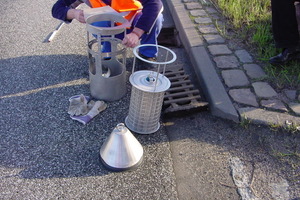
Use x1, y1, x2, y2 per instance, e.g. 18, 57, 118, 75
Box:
129, 71, 171, 93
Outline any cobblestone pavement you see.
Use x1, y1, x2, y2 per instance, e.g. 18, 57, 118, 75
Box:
166, 0, 300, 127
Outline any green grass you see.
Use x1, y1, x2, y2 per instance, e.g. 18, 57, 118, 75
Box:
211, 0, 300, 90
239, 115, 251, 129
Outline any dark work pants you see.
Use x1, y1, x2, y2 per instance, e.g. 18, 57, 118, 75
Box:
271, 0, 299, 48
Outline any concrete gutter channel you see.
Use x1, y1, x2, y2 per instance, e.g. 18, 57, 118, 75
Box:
165, 0, 300, 126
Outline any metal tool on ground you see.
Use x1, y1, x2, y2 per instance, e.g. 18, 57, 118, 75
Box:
86, 11, 128, 101
43, 0, 83, 43
125, 44, 177, 134
43, 21, 64, 43
100, 123, 144, 171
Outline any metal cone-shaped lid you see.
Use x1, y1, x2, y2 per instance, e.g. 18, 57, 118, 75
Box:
100, 123, 143, 171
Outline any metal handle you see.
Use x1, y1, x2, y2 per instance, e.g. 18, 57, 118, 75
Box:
132, 44, 177, 75
132, 44, 177, 91
116, 123, 127, 134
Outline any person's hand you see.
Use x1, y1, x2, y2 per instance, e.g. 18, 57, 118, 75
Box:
122, 33, 140, 48
122, 28, 144, 48
74, 9, 85, 23
67, 9, 86, 23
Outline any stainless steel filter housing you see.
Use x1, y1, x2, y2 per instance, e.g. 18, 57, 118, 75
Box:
100, 123, 143, 171
125, 44, 177, 134
86, 13, 127, 101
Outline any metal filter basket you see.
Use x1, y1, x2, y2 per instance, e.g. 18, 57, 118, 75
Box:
86, 13, 127, 101
125, 44, 177, 134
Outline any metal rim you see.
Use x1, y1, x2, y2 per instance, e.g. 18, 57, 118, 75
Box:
133, 44, 177, 65
129, 71, 171, 93
100, 153, 143, 172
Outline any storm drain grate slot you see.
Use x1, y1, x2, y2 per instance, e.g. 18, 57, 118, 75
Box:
162, 66, 208, 114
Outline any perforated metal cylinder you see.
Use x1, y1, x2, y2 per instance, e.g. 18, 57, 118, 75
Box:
125, 44, 176, 134
125, 71, 171, 134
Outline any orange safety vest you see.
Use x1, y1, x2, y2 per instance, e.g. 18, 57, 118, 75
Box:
89, 0, 142, 23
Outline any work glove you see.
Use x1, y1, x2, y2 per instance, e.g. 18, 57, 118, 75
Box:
68, 94, 89, 116
71, 101, 107, 125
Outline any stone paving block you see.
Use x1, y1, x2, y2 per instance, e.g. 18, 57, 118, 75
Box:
195, 17, 213, 24
203, 34, 225, 44
215, 20, 225, 28
190, 9, 207, 17
213, 55, 239, 69
185, 2, 202, 9
261, 99, 288, 112
222, 69, 250, 88
210, 14, 220, 20
208, 44, 232, 56
183, 0, 199, 2
252, 82, 277, 98
198, 24, 218, 34
283, 89, 297, 100
288, 102, 300, 116
205, 7, 218, 14
235, 49, 253, 63
227, 40, 243, 51
238, 107, 300, 126
229, 88, 258, 107
243, 64, 267, 79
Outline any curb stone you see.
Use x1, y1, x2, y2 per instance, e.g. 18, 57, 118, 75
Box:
166, 0, 300, 126
166, 0, 239, 122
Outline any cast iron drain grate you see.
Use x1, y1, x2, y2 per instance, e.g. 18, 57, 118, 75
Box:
161, 65, 209, 114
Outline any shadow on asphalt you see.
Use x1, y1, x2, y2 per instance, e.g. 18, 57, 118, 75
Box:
0, 54, 171, 179
0, 54, 89, 97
